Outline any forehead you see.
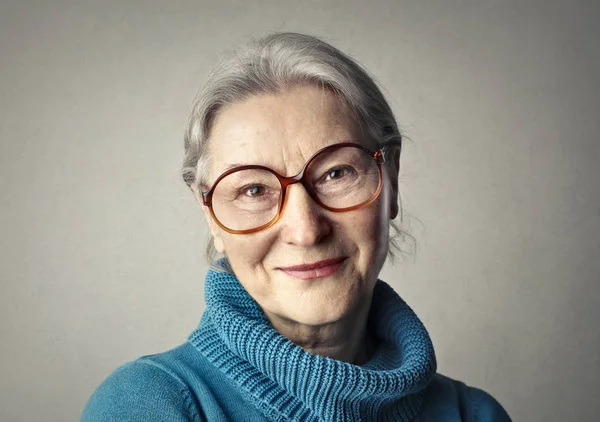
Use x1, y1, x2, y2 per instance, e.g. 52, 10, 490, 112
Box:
206, 85, 368, 181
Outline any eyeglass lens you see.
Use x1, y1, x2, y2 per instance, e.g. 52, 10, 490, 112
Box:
211, 145, 381, 232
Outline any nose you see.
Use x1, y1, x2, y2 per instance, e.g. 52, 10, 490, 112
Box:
277, 182, 331, 246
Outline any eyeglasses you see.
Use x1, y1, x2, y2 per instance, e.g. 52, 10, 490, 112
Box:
202, 142, 399, 234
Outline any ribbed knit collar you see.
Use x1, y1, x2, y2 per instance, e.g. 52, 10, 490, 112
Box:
188, 267, 437, 422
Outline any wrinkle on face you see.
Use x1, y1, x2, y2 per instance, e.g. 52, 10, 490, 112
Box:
202, 84, 393, 363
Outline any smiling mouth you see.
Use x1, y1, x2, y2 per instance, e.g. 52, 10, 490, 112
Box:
279, 257, 346, 280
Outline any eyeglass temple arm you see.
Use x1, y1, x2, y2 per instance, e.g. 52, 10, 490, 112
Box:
380, 140, 402, 162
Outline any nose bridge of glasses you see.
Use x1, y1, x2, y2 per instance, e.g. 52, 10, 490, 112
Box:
279, 165, 323, 210
279, 162, 326, 212
279, 165, 308, 188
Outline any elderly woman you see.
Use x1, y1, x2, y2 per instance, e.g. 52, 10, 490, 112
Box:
83, 33, 511, 421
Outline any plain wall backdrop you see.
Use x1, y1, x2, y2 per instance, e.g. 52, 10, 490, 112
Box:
1, 0, 599, 421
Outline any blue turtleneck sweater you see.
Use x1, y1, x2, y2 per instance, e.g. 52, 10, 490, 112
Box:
82, 268, 511, 421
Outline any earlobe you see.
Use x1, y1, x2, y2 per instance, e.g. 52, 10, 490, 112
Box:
213, 235, 226, 254
206, 214, 227, 255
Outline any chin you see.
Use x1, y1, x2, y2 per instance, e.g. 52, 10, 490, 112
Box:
290, 313, 341, 327
286, 299, 353, 326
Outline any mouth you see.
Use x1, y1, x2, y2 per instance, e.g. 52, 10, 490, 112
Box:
279, 257, 346, 280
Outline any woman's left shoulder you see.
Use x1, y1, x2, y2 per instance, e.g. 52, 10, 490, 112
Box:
417, 373, 512, 422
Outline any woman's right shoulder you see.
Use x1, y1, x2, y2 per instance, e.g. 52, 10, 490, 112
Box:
81, 344, 206, 421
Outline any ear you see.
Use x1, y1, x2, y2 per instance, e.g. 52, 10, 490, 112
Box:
388, 149, 400, 220
190, 184, 227, 254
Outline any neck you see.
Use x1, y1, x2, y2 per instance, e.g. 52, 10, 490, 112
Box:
192, 269, 438, 421
264, 306, 378, 365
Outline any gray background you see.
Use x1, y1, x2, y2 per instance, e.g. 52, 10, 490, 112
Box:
1, 1, 599, 421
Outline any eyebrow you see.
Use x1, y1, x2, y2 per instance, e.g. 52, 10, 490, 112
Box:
218, 140, 368, 175
223, 141, 358, 164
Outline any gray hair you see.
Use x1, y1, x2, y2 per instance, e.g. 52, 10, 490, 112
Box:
182, 32, 414, 267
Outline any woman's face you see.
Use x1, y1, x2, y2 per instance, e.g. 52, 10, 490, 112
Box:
198, 85, 398, 326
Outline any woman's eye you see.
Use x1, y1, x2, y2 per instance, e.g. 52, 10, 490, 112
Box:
325, 167, 349, 180
243, 185, 266, 196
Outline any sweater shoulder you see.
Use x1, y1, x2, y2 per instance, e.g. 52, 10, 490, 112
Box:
418, 373, 512, 421
82, 345, 204, 421
464, 382, 512, 422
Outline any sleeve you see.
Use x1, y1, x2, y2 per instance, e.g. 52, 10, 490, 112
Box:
467, 386, 512, 422
81, 360, 203, 422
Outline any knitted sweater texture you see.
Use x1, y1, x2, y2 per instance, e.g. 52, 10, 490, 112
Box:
82, 268, 512, 421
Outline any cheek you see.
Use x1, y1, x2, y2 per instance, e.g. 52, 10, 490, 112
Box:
342, 197, 390, 272
221, 232, 278, 300
223, 235, 269, 268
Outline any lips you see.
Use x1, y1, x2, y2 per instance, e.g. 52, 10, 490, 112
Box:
279, 257, 346, 280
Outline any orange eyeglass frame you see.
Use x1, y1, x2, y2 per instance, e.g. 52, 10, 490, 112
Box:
201, 141, 400, 235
